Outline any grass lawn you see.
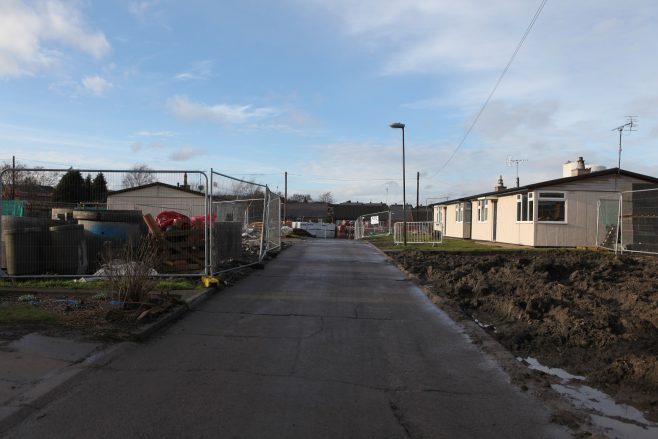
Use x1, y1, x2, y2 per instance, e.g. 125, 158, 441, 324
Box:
365, 234, 555, 252
0, 304, 59, 324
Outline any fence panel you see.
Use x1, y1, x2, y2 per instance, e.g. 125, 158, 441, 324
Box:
619, 188, 658, 254
265, 189, 281, 252
0, 168, 209, 278
393, 221, 442, 245
354, 210, 391, 240
596, 198, 621, 250
209, 170, 269, 275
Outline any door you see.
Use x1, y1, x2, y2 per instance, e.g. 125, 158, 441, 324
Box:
492, 200, 498, 241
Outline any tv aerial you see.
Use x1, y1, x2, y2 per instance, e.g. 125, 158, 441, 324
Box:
611, 116, 638, 170
506, 156, 527, 188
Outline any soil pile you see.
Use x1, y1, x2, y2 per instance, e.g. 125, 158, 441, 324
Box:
389, 250, 658, 417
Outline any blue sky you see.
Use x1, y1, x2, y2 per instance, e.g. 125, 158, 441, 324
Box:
2, 0, 658, 203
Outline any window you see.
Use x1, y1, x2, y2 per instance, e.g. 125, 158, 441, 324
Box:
436, 208, 442, 224
528, 193, 534, 221
477, 199, 488, 222
537, 192, 566, 222
464, 202, 472, 224
516, 193, 533, 222
456, 204, 463, 223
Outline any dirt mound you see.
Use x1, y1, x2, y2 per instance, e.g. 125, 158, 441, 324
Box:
389, 250, 658, 418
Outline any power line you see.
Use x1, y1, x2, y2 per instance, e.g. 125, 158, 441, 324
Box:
431, 0, 549, 176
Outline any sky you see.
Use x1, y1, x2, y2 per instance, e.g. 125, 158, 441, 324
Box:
1, 0, 658, 204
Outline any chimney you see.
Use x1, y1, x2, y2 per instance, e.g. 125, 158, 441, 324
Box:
495, 175, 507, 192
570, 157, 591, 176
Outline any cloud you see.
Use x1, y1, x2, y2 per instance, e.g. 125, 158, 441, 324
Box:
167, 95, 279, 125
82, 75, 111, 96
130, 141, 163, 152
300, 0, 526, 75
169, 145, 204, 161
174, 60, 213, 81
134, 130, 176, 137
128, 0, 168, 28
0, 0, 110, 77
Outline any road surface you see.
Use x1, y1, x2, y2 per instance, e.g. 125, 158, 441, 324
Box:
3, 239, 570, 438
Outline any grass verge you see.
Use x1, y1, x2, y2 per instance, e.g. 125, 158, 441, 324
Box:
365, 234, 562, 252
0, 304, 59, 324
0, 279, 202, 291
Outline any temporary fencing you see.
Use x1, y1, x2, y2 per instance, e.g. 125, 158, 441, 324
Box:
354, 210, 391, 240
0, 167, 281, 279
209, 170, 281, 276
595, 188, 658, 255
265, 188, 281, 252
393, 221, 442, 245
596, 198, 621, 251
618, 188, 658, 254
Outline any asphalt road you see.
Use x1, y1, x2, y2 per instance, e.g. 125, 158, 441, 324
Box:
3, 240, 570, 438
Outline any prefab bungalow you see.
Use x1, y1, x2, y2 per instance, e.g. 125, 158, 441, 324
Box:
433, 163, 658, 248
107, 182, 206, 219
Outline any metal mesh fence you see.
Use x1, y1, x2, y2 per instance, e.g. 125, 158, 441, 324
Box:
619, 188, 658, 254
596, 198, 621, 250
209, 170, 270, 274
0, 168, 209, 277
354, 210, 391, 240
265, 189, 281, 252
393, 221, 442, 245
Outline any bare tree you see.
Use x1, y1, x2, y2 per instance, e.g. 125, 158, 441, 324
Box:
318, 191, 334, 203
0, 161, 60, 198
122, 164, 156, 188
289, 193, 313, 203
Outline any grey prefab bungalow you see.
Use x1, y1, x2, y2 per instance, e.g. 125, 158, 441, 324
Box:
433, 166, 658, 248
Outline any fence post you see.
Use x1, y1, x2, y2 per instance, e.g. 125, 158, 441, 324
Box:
615, 193, 622, 254
209, 170, 214, 274
258, 186, 268, 261
0, 170, 4, 277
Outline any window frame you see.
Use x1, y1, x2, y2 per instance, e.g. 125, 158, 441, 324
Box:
455, 203, 463, 223
536, 191, 567, 223
515, 192, 534, 223
477, 198, 488, 223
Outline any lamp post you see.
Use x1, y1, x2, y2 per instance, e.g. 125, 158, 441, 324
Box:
390, 122, 407, 246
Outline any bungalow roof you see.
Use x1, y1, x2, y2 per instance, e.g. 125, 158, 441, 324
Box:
431, 168, 658, 207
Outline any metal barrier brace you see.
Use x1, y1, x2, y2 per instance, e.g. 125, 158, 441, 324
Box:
393, 221, 442, 245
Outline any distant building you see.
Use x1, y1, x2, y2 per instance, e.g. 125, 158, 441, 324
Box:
283, 202, 330, 223
332, 201, 388, 221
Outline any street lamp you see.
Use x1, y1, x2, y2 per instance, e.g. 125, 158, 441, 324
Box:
390, 122, 407, 246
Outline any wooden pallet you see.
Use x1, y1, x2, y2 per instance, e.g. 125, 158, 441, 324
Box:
144, 214, 205, 273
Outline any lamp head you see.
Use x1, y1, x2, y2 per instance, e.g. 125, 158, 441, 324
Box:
390, 122, 405, 129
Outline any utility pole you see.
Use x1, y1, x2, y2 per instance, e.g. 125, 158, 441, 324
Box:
284, 171, 288, 224
11, 155, 15, 200
416, 171, 420, 221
